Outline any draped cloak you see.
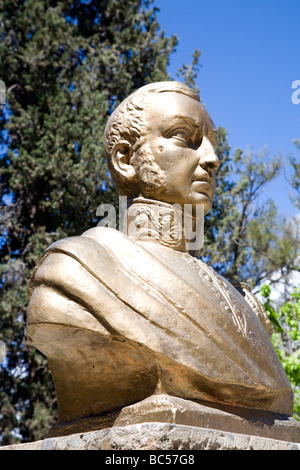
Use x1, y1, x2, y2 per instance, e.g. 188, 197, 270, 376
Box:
27, 226, 293, 422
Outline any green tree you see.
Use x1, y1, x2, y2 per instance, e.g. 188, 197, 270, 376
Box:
260, 284, 300, 420
177, 48, 201, 94
0, 0, 177, 445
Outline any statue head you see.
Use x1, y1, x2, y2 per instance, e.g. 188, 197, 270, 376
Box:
104, 81, 219, 214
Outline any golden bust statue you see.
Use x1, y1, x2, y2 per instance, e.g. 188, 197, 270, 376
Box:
27, 82, 293, 431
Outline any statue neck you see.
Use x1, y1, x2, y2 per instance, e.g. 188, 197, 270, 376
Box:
124, 196, 203, 256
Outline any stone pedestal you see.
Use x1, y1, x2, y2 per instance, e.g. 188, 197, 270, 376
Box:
1, 395, 300, 450
49, 394, 300, 442
1, 423, 300, 450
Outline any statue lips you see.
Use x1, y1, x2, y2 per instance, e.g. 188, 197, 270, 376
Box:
191, 176, 214, 198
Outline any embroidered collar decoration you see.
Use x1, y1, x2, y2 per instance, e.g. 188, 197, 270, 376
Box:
124, 197, 203, 254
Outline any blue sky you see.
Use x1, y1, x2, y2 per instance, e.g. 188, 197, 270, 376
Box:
156, 0, 300, 217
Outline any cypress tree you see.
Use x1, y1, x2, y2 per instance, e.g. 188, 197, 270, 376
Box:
0, 0, 177, 444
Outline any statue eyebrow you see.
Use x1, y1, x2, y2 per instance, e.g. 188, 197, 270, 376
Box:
163, 116, 202, 133
163, 116, 217, 147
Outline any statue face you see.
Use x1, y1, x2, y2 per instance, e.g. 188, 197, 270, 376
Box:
133, 92, 219, 214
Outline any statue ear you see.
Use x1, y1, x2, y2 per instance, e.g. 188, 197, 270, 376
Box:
112, 140, 137, 181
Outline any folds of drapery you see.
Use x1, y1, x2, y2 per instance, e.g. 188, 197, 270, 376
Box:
27, 227, 293, 416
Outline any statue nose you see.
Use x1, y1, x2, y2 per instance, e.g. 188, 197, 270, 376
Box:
198, 136, 220, 172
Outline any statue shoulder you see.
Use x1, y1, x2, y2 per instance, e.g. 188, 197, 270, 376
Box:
29, 227, 128, 295
46, 226, 125, 254
81, 226, 125, 245
46, 227, 124, 248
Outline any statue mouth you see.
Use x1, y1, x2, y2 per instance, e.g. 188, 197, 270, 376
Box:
190, 179, 215, 200
193, 178, 212, 184
192, 178, 214, 189
192, 172, 214, 186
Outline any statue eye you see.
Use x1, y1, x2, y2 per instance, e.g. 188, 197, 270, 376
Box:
170, 128, 191, 144
173, 129, 187, 138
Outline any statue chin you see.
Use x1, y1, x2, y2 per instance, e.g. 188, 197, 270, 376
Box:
139, 192, 214, 217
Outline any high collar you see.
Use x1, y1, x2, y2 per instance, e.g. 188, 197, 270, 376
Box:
124, 197, 203, 255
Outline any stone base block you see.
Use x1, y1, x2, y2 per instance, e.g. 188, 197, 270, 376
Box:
1, 395, 300, 451
1, 423, 300, 450
49, 394, 300, 443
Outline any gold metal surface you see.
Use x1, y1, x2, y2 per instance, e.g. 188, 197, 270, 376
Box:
27, 82, 294, 429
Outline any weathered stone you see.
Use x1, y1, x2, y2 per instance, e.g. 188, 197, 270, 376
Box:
1, 423, 300, 451
48, 394, 300, 444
